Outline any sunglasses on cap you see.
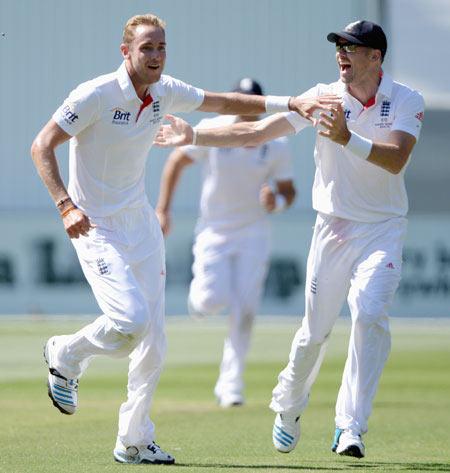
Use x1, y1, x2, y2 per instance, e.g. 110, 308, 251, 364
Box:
335, 43, 359, 53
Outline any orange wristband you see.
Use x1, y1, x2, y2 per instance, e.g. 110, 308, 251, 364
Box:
60, 205, 77, 218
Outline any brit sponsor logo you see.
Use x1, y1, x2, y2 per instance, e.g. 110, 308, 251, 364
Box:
61, 104, 78, 125
344, 109, 351, 120
111, 108, 131, 125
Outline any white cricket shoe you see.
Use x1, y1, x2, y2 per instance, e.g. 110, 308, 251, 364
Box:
44, 336, 78, 415
216, 392, 244, 408
335, 429, 365, 458
113, 443, 175, 465
272, 413, 300, 453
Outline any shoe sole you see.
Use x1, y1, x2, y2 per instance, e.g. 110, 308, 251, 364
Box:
337, 445, 364, 459
43, 341, 74, 416
114, 456, 175, 465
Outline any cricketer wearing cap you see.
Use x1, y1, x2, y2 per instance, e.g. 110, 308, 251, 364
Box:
154, 20, 425, 459
156, 78, 296, 409
30, 13, 336, 466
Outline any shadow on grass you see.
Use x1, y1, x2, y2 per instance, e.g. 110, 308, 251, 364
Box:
171, 461, 450, 471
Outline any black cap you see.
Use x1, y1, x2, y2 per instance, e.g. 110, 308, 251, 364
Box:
232, 78, 263, 96
327, 20, 387, 58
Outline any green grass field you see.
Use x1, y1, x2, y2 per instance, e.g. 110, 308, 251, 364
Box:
1, 316, 450, 473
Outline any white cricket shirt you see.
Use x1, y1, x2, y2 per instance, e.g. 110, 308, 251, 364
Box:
181, 115, 293, 233
53, 62, 204, 217
285, 73, 425, 223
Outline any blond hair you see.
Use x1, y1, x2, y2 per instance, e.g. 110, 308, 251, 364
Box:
122, 14, 166, 44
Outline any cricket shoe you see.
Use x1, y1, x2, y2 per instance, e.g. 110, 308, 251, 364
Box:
44, 336, 78, 415
113, 443, 175, 465
216, 392, 244, 408
272, 413, 300, 453
334, 429, 365, 458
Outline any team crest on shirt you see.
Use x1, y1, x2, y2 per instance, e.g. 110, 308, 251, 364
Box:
149, 100, 162, 125
256, 144, 269, 163
111, 108, 131, 125
374, 100, 392, 129
96, 258, 110, 275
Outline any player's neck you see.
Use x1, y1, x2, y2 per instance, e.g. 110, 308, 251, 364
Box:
347, 72, 382, 106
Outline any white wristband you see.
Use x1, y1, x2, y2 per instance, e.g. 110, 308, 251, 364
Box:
345, 131, 373, 160
265, 96, 291, 114
273, 193, 287, 213
192, 128, 198, 146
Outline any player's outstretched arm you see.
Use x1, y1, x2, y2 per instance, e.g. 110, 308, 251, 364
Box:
198, 91, 342, 120
154, 113, 296, 149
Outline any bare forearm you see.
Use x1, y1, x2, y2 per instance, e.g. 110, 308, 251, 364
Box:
156, 163, 181, 212
156, 153, 191, 212
199, 92, 267, 115
340, 130, 414, 175
195, 114, 295, 148
366, 142, 408, 174
31, 144, 69, 203
196, 122, 264, 147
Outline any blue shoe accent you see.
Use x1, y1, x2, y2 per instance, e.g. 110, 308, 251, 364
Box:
273, 425, 294, 447
331, 428, 343, 452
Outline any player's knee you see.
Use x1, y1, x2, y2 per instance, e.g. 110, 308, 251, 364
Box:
236, 310, 255, 332
297, 324, 331, 346
121, 298, 150, 339
355, 309, 390, 333
190, 290, 227, 316
353, 295, 389, 329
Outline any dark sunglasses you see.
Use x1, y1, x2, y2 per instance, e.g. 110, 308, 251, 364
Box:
335, 43, 359, 53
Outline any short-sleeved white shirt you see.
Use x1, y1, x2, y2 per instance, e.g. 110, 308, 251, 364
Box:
53, 62, 204, 217
181, 115, 293, 233
284, 73, 425, 223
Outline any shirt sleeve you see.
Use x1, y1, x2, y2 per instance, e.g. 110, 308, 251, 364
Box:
165, 76, 205, 114
268, 138, 294, 181
52, 84, 100, 136
280, 83, 322, 134
391, 90, 425, 139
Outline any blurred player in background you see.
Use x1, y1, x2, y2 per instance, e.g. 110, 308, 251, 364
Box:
156, 78, 296, 408
154, 20, 425, 459
30, 13, 335, 465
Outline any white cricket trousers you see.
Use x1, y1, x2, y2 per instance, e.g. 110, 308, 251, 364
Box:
271, 213, 407, 434
189, 226, 270, 398
51, 204, 167, 449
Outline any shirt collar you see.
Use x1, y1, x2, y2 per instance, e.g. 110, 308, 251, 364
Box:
117, 62, 138, 101
376, 72, 393, 99
338, 71, 394, 106
116, 61, 166, 102
148, 80, 165, 100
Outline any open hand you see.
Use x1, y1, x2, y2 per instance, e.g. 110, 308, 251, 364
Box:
153, 115, 194, 147
289, 94, 343, 124
317, 103, 351, 145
